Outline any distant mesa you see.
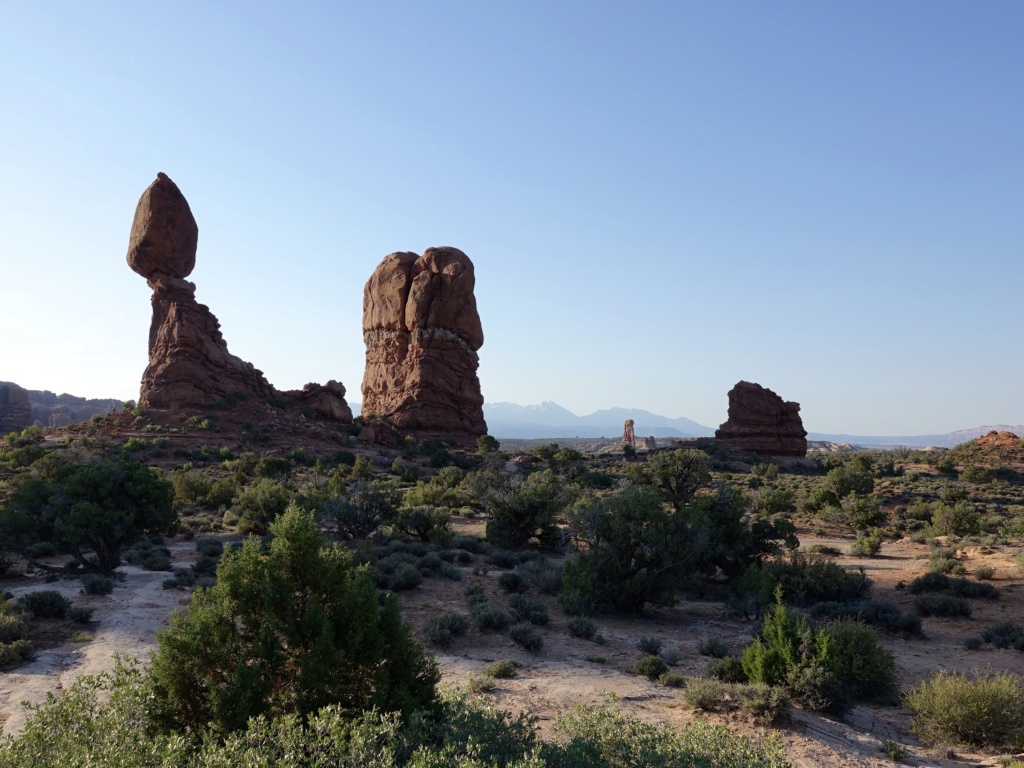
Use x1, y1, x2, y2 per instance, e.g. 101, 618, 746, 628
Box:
29, 390, 121, 427
361, 247, 486, 439
715, 381, 807, 457
0, 382, 33, 434
127, 173, 351, 422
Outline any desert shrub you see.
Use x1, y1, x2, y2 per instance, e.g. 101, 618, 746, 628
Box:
706, 656, 748, 683
423, 612, 470, 648
0, 610, 27, 644
826, 493, 886, 532
932, 501, 983, 537
17, 590, 71, 619
391, 505, 451, 542
205, 478, 239, 509
905, 669, 1024, 750
508, 623, 543, 652
915, 595, 971, 617
150, 507, 438, 733
80, 574, 114, 596
0, 639, 34, 667
736, 683, 790, 724
471, 602, 513, 632
975, 565, 995, 580
514, 559, 563, 595
69, 606, 94, 623
192, 555, 220, 577
388, 563, 423, 591
637, 635, 663, 655
682, 676, 725, 710
850, 528, 884, 557
1, 460, 176, 573
568, 617, 597, 640
497, 571, 528, 594
756, 551, 871, 607
982, 621, 1024, 650
482, 659, 517, 679
697, 637, 729, 658
508, 594, 549, 625
485, 469, 567, 549
171, 468, 213, 505
658, 672, 684, 687
162, 569, 196, 590
232, 478, 294, 535
808, 599, 922, 635
633, 655, 668, 680
26, 541, 58, 559
124, 539, 172, 571
195, 538, 224, 558
254, 455, 292, 480
910, 572, 999, 600
804, 544, 842, 556
825, 619, 898, 703
964, 635, 984, 650
960, 465, 994, 484
486, 550, 519, 569
322, 480, 399, 540
450, 534, 489, 555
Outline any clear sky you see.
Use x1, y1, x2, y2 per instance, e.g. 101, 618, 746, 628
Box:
1, 2, 1021, 435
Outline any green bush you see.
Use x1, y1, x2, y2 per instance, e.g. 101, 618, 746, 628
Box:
195, 538, 225, 558
568, 617, 597, 640
736, 683, 790, 724
485, 469, 566, 549
825, 619, 898, 703
387, 563, 423, 591
232, 479, 294, 535
915, 595, 971, 617
0, 610, 27, 644
150, 508, 438, 733
508, 594, 549, 626
932, 501, 983, 537
80, 574, 114, 595
482, 659, 517, 679
755, 551, 871, 607
254, 455, 292, 480
0, 639, 34, 667
470, 602, 513, 632
26, 541, 58, 559
508, 623, 543, 652
497, 571, 528, 594
69, 606, 94, 623
706, 656, 748, 683
322, 480, 399, 540
391, 505, 451, 542
850, 528, 883, 557
17, 590, 71, 618
808, 600, 922, 635
682, 676, 725, 711
634, 655, 668, 680
906, 669, 1024, 749
974, 565, 995, 580
982, 621, 1024, 650
697, 636, 729, 658
423, 612, 470, 648
171, 468, 213, 505
637, 635, 663, 655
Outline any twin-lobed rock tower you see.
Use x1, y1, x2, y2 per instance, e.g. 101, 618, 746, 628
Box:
127, 173, 486, 440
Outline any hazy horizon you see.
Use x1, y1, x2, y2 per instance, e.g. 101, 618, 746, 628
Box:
2, 3, 1021, 435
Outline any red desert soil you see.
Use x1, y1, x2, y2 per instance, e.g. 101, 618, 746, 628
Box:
2, 524, 1023, 768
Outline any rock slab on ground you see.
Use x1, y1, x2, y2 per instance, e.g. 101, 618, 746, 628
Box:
361, 247, 486, 438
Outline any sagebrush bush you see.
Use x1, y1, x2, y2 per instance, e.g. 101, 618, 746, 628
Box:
17, 590, 71, 618
80, 574, 114, 596
568, 616, 597, 640
0, 610, 27, 644
423, 613, 470, 648
633, 655, 668, 680
910, 572, 999, 600
850, 528, 883, 557
915, 595, 971, 617
757, 552, 871, 607
195, 538, 224, 558
682, 676, 724, 711
508, 594, 549, 626
706, 656, 748, 683
637, 635, 662, 655
906, 669, 1024, 749
482, 659, 517, 679
808, 599, 922, 635
982, 621, 1024, 650
497, 571, 528, 594
697, 637, 729, 658
471, 602, 513, 632
508, 623, 543, 652
387, 563, 423, 591
737, 683, 790, 724
69, 606, 94, 623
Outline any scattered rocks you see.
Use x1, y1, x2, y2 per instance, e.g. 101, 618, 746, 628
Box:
715, 380, 807, 457
0, 382, 33, 434
361, 247, 486, 439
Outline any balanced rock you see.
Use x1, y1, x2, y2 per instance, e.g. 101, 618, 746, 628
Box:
361, 247, 486, 438
715, 381, 807, 457
622, 419, 636, 447
0, 382, 33, 434
127, 173, 349, 419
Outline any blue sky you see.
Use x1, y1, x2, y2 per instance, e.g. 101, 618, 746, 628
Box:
1, 2, 1021, 434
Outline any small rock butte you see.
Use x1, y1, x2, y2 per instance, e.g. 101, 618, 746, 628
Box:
715, 380, 807, 457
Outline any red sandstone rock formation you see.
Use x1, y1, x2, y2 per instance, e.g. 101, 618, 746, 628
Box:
0, 382, 33, 434
361, 247, 486, 438
715, 381, 807, 457
975, 430, 1020, 448
127, 173, 351, 422
643, 436, 657, 450
622, 419, 636, 448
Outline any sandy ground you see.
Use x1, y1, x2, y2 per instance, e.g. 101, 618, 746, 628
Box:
2, 533, 1023, 767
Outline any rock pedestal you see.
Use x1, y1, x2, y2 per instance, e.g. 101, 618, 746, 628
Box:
715, 381, 807, 457
361, 247, 486, 438
622, 419, 636, 447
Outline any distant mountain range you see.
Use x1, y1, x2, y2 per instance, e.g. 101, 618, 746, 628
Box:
346, 402, 1023, 448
